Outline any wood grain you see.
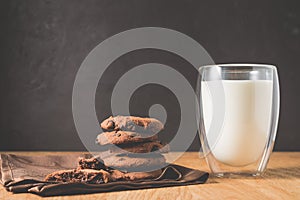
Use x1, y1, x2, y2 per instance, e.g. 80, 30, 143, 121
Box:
0, 152, 299, 200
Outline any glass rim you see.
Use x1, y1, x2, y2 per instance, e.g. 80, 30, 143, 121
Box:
199, 63, 277, 71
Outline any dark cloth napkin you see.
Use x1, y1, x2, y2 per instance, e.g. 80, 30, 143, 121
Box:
0, 153, 209, 197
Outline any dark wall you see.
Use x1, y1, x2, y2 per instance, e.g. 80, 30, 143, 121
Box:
0, 0, 299, 151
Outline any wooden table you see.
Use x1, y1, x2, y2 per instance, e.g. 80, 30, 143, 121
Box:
0, 152, 299, 200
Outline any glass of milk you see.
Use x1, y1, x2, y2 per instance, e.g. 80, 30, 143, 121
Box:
197, 64, 280, 177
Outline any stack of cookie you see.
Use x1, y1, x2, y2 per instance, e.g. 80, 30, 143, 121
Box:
96, 116, 168, 172
44, 116, 168, 183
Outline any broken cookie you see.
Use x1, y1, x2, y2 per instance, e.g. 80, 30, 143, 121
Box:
44, 169, 110, 184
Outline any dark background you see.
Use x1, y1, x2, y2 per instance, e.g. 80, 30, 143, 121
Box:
0, 0, 299, 151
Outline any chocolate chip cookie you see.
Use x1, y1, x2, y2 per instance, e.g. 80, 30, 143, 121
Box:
102, 153, 166, 171
101, 116, 164, 134
77, 157, 106, 170
96, 131, 158, 145
98, 141, 169, 159
44, 169, 110, 183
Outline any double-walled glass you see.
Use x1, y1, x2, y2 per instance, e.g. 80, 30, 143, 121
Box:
197, 64, 280, 177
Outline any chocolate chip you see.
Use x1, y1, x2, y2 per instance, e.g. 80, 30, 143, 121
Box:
107, 120, 115, 128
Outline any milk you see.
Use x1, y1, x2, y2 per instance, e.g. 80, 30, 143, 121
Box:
201, 80, 273, 166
